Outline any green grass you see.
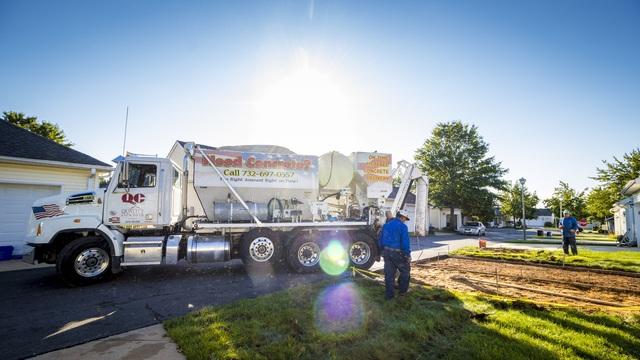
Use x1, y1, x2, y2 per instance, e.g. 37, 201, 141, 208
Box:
452, 247, 640, 273
165, 278, 640, 360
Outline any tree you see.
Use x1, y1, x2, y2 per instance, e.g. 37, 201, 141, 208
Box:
587, 149, 640, 219
415, 121, 507, 229
499, 182, 539, 227
543, 181, 587, 221
594, 148, 640, 195
586, 186, 617, 222
1, 111, 73, 146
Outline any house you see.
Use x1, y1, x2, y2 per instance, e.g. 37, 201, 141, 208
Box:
613, 177, 640, 246
526, 208, 554, 227
0, 121, 112, 256
385, 187, 462, 232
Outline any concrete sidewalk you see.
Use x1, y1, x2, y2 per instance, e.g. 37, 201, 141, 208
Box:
30, 324, 184, 360
0, 259, 52, 272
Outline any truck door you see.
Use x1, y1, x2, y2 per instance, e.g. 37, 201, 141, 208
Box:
105, 162, 160, 226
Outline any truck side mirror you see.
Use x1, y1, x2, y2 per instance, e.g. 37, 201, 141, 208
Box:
118, 162, 130, 188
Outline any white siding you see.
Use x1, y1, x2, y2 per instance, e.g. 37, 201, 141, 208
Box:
0, 162, 94, 194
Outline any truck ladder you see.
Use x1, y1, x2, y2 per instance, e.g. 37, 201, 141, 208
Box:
390, 161, 416, 216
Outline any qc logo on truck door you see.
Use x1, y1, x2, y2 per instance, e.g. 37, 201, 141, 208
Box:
106, 162, 160, 226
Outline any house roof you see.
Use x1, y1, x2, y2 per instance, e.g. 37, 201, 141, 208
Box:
534, 208, 553, 217
176, 140, 296, 154
387, 187, 417, 205
0, 120, 111, 168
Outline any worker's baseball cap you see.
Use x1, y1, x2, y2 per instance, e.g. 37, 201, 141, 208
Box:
397, 210, 411, 220
563, 210, 570, 215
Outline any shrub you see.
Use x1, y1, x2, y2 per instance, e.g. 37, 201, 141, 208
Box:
544, 221, 553, 227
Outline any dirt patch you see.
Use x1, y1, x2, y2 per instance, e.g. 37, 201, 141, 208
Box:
413, 258, 640, 311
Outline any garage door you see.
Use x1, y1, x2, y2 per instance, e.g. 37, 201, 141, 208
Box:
0, 183, 61, 256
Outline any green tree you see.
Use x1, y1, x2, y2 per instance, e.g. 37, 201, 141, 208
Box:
544, 181, 587, 221
1, 111, 73, 146
415, 121, 507, 229
594, 148, 640, 195
586, 149, 640, 218
499, 182, 539, 227
585, 186, 617, 222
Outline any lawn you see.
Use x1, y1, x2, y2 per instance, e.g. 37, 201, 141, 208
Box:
165, 278, 640, 360
452, 247, 640, 273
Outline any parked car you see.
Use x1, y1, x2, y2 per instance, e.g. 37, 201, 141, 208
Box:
458, 221, 486, 236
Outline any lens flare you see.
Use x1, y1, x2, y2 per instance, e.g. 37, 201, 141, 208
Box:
314, 282, 364, 334
319, 240, 349, 276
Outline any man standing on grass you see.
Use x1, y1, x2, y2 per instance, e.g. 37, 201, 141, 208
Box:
560, 210, 579, 255
379, 210, 411, 300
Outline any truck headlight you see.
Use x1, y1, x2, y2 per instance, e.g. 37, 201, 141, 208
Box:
36, 222, 43, 236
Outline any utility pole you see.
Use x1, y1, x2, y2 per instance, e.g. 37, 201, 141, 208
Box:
519, 178, 527, 241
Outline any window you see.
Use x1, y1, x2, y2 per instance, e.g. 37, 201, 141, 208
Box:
118, 163, 157, 188
172, 167, 181, 187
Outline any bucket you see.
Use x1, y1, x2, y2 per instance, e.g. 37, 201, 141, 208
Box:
0, 246, 14, 261
478, 239, 487, 249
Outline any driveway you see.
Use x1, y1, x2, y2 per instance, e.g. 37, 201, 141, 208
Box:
0, 261, 325, 360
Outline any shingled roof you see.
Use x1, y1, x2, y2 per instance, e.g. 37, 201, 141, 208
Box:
0, 120, 111, 168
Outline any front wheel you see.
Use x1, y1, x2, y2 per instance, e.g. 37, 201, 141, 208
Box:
56, 237, 112, 286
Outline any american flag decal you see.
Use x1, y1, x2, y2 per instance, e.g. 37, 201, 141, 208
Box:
32, 204, 65, 220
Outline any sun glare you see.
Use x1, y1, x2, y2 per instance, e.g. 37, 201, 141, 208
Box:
255, 55, 352, 128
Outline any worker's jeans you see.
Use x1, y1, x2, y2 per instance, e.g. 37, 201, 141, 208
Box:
383, 249, 410, 300
563, 236, 578, 255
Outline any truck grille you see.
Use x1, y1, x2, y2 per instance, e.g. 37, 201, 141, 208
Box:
66, 192, 95, 205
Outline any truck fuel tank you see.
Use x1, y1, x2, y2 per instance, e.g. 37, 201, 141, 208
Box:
186, 235, 230, 263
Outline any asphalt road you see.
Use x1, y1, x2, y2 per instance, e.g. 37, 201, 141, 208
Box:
0, 261, 326, 360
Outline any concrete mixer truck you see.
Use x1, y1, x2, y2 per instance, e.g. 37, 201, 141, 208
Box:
22, 141, 428, 285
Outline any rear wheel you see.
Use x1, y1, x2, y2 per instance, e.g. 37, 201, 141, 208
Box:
287, 233, 322, 273
240, 229, 283, 272
57, 237, 112, 286
349, 233, 377, 269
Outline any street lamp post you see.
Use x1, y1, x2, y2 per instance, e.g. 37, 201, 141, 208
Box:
519, 177, 527, 241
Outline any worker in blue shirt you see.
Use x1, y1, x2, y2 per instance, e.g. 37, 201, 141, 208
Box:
378, 209, 411, 300
560, 210, 579, 255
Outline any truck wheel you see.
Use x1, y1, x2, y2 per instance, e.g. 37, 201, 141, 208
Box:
240, 229, 283, 271
349, 233, 377, 270
56, 237, 112, 286
287, 233, 322, 273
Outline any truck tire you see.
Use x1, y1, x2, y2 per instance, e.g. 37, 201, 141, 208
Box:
348, 232, 377, 270
240, 229, 283, 272
56, 237, 112, 286
287, 233, 323, 273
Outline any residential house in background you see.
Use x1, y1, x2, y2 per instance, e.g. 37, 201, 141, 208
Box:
613, 176, 640, 247
0, 121, 112, 257
526, 208, 554, 227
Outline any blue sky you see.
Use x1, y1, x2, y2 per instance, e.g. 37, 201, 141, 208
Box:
1, 0, 638, 201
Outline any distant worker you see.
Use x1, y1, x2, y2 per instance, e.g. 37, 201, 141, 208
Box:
379, 210, 411, 300
559, 210, 578, 255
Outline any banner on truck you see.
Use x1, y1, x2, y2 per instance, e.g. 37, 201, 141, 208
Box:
352, 152, 392, 198
194, 149, 318, 189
